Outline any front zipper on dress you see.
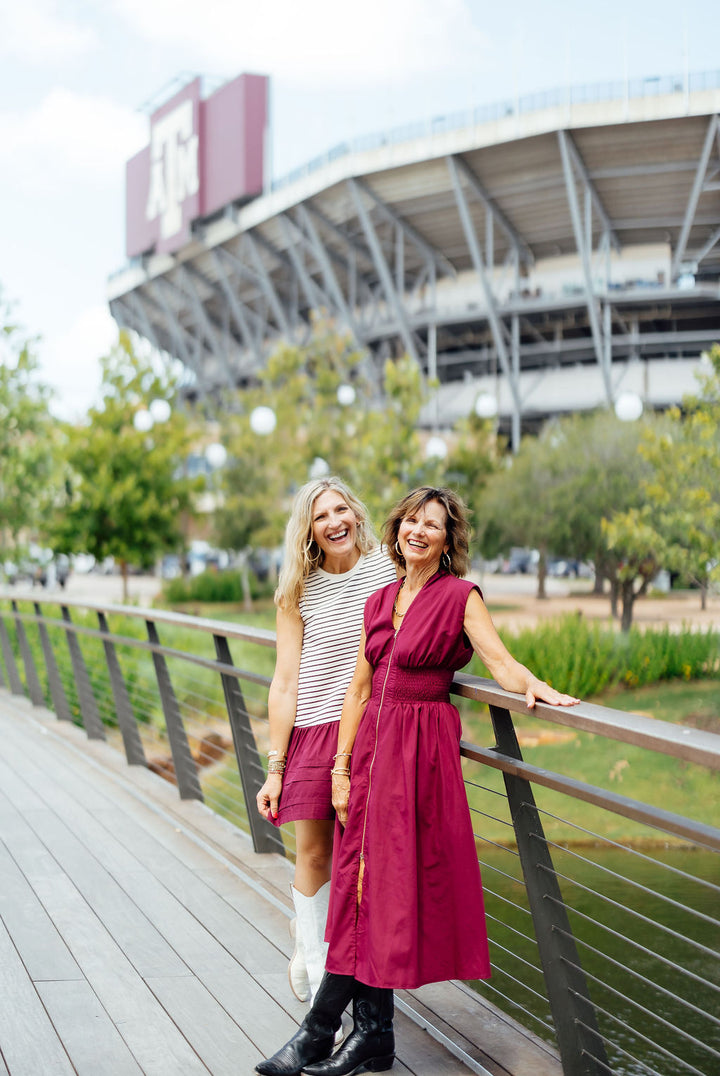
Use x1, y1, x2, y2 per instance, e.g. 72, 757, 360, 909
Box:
356, 625, 399, 905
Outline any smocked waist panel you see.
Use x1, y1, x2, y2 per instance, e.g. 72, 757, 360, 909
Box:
375, 666, 455, 702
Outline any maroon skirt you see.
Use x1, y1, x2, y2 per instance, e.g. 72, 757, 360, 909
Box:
269, 721, 339, 826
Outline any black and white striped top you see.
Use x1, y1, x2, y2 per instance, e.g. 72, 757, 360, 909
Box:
295, 546, 397, 729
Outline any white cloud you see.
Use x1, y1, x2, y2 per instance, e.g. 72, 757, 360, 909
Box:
0, 89, 147, 192
112, 0, 488, 83
0, 1, 96, 62
43, 306, 118, 420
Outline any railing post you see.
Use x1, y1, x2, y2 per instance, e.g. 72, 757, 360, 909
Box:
61, 606, 106, 740
11, 600, 44, 707
33, 602, 73, 722
214, 633, 283, 855
145, 620, 203, 800
0, 613, 25, 696
489, 704, 609, 1076
98, 612, 147, 767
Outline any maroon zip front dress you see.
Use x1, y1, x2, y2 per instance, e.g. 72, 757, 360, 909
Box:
324, 571, 491, 989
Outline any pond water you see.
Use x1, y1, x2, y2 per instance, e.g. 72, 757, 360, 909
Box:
470, 844, 720, 1075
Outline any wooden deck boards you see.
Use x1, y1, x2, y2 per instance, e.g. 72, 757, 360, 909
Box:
0, 691, 561, 1076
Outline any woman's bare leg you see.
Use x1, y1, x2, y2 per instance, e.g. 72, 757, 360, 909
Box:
293, 818, 334, 895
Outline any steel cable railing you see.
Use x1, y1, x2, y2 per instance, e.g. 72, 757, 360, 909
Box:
537, 816, 720, 891
579, 1000, 710, 1076
540, 851, 720, 934
478, 973, 556, 1037
569, 960, 720, 1062
0, 594, 718, 1076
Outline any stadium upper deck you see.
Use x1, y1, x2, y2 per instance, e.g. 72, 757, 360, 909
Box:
108, 70, 720, 445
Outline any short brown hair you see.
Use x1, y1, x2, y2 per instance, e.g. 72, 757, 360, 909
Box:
383, 487, 471, 577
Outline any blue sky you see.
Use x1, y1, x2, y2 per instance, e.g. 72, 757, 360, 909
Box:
1, 0, 718, 418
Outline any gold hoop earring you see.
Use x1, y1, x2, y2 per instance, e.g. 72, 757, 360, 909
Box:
441, 551, 451, 571
395, 540, 404, 560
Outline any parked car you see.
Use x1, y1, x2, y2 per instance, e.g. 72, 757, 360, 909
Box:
160, 554, 182, 580
501, 548, 538, 574
547, 558, 594, 579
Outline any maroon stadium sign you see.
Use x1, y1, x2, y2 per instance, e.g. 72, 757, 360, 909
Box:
125, 73, 268, 259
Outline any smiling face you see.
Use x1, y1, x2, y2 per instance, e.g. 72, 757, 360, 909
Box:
397, 498, 448, 574
311, 489, 360, 565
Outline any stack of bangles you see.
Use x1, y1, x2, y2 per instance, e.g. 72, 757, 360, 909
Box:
267, 749, 286, 775
330, 751, 351, 778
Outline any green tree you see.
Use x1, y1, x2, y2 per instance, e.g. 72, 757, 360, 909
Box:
626, 344, 720, 609
443, 411, 501, 556
601, 506, 665, 631
0, 296, 58, 571
478, 429, 567, 598
53, 332, 196, 601
545, 409, 662, 612
478, 408, 666, 620
215, 322, 459, 560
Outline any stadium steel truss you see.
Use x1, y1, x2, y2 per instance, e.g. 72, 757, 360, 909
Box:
108, 71, 720, 446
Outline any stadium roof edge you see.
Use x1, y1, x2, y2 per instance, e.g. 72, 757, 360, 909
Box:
107, 80, 720, 301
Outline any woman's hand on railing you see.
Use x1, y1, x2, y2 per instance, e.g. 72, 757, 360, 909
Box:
332, 772, 351, 826
526, 675, 580, 710
256, 773, 283, 820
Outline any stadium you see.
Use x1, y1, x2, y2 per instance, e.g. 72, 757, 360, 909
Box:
107, 70, 720, 447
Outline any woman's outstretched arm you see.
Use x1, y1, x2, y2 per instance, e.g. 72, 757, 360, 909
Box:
463, 589, 579, 709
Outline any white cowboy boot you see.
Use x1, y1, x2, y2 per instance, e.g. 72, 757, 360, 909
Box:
293, 881, 330, 1001
294, 882, 349, 1044
289, 885, 311, 1002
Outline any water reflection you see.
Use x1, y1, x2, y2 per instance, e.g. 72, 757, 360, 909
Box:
470, 845, 720, 1075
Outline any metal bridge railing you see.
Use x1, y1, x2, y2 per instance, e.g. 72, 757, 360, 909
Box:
1, 594, 718, 1076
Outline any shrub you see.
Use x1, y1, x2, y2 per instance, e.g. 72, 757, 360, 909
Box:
163, 569, 275, 604
469, 615, 720, 698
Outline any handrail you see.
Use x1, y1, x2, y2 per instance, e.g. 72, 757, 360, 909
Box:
463, 742, 720, 852
453, 673, 720, 771
1, 592, 718, 1076
1, 593, 277, 647
6, 592, 720, 768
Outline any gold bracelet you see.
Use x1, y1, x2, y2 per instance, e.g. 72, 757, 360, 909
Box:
333, 752, 352, 759
268, 760, 286, 774
331, 767, 351, 776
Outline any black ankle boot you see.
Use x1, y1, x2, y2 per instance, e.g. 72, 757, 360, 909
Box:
255, 973, 356, 1075
302, 984, 394, 1075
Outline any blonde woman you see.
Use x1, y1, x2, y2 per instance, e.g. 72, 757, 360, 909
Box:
256, 477, 396, 1009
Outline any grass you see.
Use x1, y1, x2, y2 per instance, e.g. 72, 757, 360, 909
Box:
597, 678, 720, 732
156, 598, 277, 630
459, 679, 720, 845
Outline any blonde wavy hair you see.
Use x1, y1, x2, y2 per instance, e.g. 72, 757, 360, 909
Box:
275, 477, 378, 611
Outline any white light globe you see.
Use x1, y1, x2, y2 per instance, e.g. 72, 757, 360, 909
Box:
425, 435, 448, 460
133, 409, 153, 432
474, 392, 498, 419
309, 456, 331, 479
614, 392, 644, 422
337, 384, 356, 406
205, 442, 228, 469
249, 406, 277, 436
149, 398, 171, 423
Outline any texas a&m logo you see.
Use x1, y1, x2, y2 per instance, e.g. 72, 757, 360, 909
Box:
145, 98, 200, 240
